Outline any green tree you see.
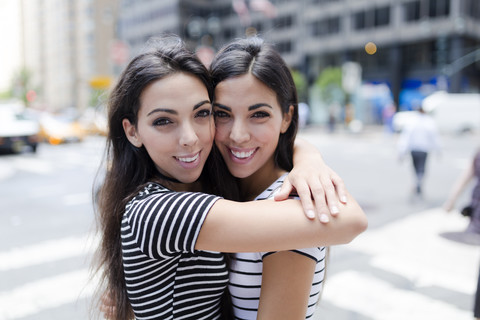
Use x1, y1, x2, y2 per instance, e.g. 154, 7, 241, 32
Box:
291, 69, 308, 102
314, 66, 345, 105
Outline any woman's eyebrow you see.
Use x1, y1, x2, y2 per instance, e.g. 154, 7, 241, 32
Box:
147, 108, 177, 116
248, 103, 272, 111
146, 100, 211, 116
193, 100, 211, 110
212, 103, 231, 112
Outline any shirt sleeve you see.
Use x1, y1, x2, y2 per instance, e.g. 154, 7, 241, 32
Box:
123, 191, 221, 259
262, 247, 325, 262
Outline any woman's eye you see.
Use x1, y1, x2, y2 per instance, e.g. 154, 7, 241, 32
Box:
196, 109, 212, 118
153, 118, 172, 126
214, 110, 230, 118
252, 111, 270, 118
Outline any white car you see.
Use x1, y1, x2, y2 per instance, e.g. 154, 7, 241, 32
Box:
0, 105, 40, 153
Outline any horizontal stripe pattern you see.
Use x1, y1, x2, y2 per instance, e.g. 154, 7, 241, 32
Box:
121, 183, 227, 319
229, 174, 325, 319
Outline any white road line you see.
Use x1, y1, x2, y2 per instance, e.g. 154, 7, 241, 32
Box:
346, 207, 479, 295
0, 269, 95, 320
0, 235, 98, 272
321, 270, 473, 320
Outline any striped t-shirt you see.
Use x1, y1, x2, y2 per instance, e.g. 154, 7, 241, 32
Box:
228, 174, 326, 319
121, 182, 227, 320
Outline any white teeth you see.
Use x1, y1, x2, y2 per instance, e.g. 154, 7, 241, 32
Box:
177, 153, 199, 163
231, 149, 255, 159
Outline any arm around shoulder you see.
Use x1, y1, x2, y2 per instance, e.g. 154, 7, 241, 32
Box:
195, 192, 367, 253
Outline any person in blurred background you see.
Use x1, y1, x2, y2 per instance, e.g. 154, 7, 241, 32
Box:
443, 149, 480, 235
397, 105, 442, 199
443, 149, 480, 320
210, 36, 328, 319
94, 35, 367, 319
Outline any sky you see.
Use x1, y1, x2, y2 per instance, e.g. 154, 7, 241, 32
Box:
0, 0, 21, 92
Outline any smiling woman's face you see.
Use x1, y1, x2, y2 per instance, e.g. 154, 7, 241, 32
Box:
122, 72, 214, 184
213, 73, 292, 179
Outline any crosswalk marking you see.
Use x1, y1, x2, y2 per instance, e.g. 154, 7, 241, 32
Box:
321, 270, 473, 320
346, 208, 478, 295
315, 208, 479, 320
0, 269, 94, 320
0, 235, 97, 272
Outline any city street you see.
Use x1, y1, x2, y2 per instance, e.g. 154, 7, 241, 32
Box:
0, 126, 478, 320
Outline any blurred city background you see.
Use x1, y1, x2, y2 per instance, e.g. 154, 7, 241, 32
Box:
0, 0, 479, 319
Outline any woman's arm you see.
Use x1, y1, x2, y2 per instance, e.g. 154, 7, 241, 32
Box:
443, 160, 475, 212
274, 137, 347, 222
196, 191, 367, 252
256, 252, 316, 319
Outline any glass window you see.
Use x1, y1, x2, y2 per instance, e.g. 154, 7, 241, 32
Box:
276, 41, 292, 54
353, 11, 366, 30
429, 0, 450, 18
374, 6, 390, 27
312, 17, 340, 36
273, 15, 294, 29
404, 1, 421, 22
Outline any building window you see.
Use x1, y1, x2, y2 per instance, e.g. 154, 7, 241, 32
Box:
429, 0, 450, 18
273, 15, 293, 29
353, 6, 390, 30
467, 0, 480, 20
353, 11, 366, 30
374, 6, 390, 27
276, 41, 292, 54
312, 17, 340, 36
404, 1, 421, 22
311, 0, 340, 3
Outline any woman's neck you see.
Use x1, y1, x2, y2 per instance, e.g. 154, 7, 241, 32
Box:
239, 162, 286, 201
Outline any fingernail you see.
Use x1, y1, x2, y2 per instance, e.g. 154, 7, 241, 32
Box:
330, 206, 339, 214
341, 196, 348, 203
307, 210, 315, 219
320, 213, 329, 223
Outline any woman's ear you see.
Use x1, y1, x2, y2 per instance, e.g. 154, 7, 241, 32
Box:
122, 118, 143, 148
280, 105, 294, 133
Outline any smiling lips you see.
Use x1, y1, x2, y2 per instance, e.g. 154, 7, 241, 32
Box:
175, 152, 201, 169
229, 148, 256, 160
177, 153, 199, 163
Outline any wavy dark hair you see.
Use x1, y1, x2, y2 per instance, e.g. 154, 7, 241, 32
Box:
91, 35, 235, 319
209, 36, 299, 172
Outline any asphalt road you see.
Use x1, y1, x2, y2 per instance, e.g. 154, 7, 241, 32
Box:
0, 126, 478, 320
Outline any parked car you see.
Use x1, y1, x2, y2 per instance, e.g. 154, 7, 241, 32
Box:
0, 105, 40, 153
38, 113, 87, 145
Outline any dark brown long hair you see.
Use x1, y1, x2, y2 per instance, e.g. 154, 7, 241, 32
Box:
91, 35, 235, 319
209, 36, 299, 172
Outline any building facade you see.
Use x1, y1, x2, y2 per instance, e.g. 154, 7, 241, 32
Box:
21, 0, 480, 117
21, 0, 118, 112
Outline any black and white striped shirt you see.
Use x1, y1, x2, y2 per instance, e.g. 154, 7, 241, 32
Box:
228, 174, 326, 319
121, 183, 227, 320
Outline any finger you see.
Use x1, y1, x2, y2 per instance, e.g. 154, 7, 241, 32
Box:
294, 181, 317, 220
274, 177, 293, 201
331, 173, 348, 203
319, 179, 340, 217
308, 180, 331, 222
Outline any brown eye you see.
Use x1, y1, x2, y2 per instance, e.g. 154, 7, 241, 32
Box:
153, 118, 172, 126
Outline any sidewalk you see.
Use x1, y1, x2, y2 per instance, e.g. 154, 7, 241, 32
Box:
313, 207, 479, 320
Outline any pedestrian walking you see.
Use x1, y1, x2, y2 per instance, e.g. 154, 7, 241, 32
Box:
443, 149, 480, 319
397, 105, 442, 198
